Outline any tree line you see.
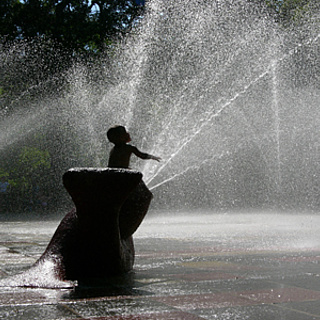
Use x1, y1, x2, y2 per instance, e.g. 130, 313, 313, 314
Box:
0, 1, 316, 53
0, 0, 145, 53
265, 0, 317, 24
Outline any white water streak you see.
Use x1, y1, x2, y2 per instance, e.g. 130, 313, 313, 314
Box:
149, 151, 229, 190
146, 66, 272, 186
146, 30, 320, 188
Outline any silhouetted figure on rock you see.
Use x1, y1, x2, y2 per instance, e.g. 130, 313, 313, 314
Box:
37, 126, 161, 282
106, 125, 161, 245
1, 128, 160, 287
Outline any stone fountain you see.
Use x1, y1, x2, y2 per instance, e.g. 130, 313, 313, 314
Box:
36, 168, 152, 281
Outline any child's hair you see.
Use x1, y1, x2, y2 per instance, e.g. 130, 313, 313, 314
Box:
107, 125, 126, 144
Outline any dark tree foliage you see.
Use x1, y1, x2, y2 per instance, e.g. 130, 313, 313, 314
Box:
0, 0, 21, 41
1, 0, 316, 52
0, 0, 145, 52
265, 0, 316, 25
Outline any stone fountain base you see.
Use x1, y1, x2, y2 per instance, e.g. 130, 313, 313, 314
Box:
37, 168, 152, 281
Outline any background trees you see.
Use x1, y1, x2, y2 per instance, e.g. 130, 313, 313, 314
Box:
0, 0, 145, 52
1, 0, 315, 53
265, 0, 317, 25
0, 1, 314, 54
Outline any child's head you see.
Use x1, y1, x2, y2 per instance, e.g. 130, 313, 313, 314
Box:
107, 125, 131, 144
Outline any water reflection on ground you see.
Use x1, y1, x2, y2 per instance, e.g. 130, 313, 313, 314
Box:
0, 211, 320, 319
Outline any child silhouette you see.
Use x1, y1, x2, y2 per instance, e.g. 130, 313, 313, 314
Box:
107, 126, 161, 169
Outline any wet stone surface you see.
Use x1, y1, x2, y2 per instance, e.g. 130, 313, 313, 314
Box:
0, 213, 319, 319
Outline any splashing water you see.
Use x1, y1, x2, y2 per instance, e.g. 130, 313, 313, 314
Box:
2, 0, 320, 210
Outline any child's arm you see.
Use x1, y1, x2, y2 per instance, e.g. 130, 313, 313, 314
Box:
132, 146, 161, 162
147, 154, 161, 162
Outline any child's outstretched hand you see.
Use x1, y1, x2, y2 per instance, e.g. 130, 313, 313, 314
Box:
151, 155, 161, 162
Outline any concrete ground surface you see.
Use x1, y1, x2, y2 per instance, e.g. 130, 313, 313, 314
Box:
0, 212, 320, 319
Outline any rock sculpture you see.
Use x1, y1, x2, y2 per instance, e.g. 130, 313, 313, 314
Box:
37, 168, 152, 281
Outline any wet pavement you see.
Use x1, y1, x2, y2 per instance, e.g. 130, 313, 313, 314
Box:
0, 212, 320, 319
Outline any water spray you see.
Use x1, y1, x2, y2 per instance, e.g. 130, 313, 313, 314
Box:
149, 151, 230, 190
146, 66, 272, 186
146, 30, 320, 190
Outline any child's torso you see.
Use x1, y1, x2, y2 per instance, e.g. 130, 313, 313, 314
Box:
108, 144, 134, 168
